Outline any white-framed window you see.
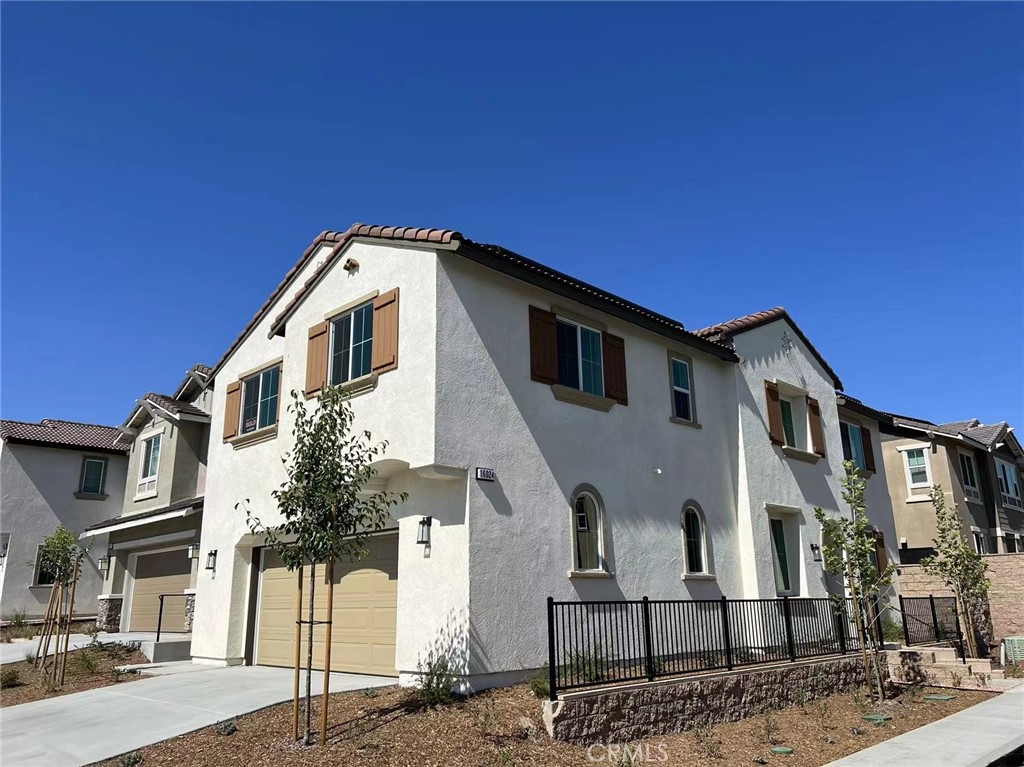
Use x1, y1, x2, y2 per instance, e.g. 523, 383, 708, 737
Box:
995, 458, 1022, 509
904, 448, 932, 491
240, 365, 281, 435
329, 302, 374, 386
571, 490, 606, 572
138, 433, 162, 494
972, 530, 987, 555
958, 452, 981, 502
32, 545, 56, 587
670, 357, 694, 422
768, 515, 798, 596
682, 505, 709, 575
779, 395, 808, 451
556, 318, 604, 397
840, 421, 867, 470
79, 456, 107, 495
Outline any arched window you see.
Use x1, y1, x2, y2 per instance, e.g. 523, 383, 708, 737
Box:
682, 505, 708, 575
572, 490, 605, 572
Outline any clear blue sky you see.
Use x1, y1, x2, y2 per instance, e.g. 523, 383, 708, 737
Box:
2, 3, 1021, 428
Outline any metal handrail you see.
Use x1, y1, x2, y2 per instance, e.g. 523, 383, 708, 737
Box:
155, 593, 191, 642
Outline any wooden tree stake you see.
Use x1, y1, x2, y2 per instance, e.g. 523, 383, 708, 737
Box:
320, 556, 335, 747
292, 563, 303, 742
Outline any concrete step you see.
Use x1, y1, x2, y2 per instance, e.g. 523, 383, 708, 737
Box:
139, 636, 191, 663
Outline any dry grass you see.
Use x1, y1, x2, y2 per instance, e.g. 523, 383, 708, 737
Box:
0, 643, 148, 707
95, 683, 993, 767
1, 620, 96, 643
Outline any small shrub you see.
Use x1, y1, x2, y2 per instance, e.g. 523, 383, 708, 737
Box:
72, 649, 99, 674
564, 645, 606, 684
975, 673, 989, 689
417, 650, 458, 706
215, 719, 238, 736
362, 686, 379, 697
1004, 662, 1024, 679
949, 670, 963, 688
758, 711, 781, 745
0, 668, 20, 689
24, 650, 37, 666
880, 614, 904, 643
693, 722, 723, 759
795, 690, 808, 712
528, 667, 550, 699
121, 752, 143, 767
852, 687, 870, 710
6, 609, 28, 629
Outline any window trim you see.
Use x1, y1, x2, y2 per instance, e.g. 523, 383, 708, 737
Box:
902, 446, 933, 493
765, 505, 801, 597
970, 527, 987, 555
681, 503, 713, 579
32, 544, 56, 588
555, 316, 605, 398
568, 485, 612, 578
76, 455, 109, 499
995, 457, 1022, 509
136, 431, 163, 498
667, 352, 700, 428
328, 300, 375, 387
239, 363, 282, 437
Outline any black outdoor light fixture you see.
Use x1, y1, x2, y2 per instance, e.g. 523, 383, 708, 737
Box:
417, 516, 432, 545
206, 549, 218, 571
98, 545, 113, 576
810, 543, 823, 563
187, 540, 200, 560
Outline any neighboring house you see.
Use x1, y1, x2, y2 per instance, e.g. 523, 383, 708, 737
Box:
0, 419, 127, 619
81, 364, 212, 634
879, 415, 1024, 562
185, 223, 901, 692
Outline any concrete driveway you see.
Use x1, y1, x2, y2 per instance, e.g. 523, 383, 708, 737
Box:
0, 665, 394, 767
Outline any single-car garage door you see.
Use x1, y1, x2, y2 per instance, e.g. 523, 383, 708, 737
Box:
129, 549, 192, 632
256, 534, 398, 677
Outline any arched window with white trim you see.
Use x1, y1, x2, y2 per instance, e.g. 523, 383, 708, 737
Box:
682, 505, 709, 576
572, 489, 605, 572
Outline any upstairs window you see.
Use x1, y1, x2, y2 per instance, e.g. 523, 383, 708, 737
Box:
138, 434, 161, 494
556, 319, 604, 396
764, 381, 826, 457
79, 457, 107, 496
904, 448, 931, 490
840, 422, 866, 469
670, 357, 694, 422
241, 365, 281, 435
330, 302, 374, 385
995, 459, 1022, 508
779, 397, 803, 450
959, 452, 981, 502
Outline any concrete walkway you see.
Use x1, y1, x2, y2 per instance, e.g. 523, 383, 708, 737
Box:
825, 685, 1024, 767
0, 632, 159, 666
0, 665, 394, 767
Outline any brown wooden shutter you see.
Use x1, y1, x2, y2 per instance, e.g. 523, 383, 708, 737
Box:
529, 306, 558, 384
602, 333, 628, 406
223, 381, 242, 441
371, 288, 400, 374
861, 426, 876, 472
807, 397, 826, 456
874, 531, 888, 572
305, 321, 329, 396
764, 381, 784, 445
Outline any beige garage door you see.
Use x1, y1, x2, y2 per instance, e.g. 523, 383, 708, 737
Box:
256, 534, 398, 677
129, 549, 192, 632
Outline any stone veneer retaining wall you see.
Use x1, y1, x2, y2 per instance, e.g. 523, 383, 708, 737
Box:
543, 655, 874, 744
184, 593, 196, 633
95, 595, 122, 632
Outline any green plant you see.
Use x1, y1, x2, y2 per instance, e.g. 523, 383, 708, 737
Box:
528, 667, 551, 699
215, 719, 238, 736
72, 649, 99, 674
1003, 662, 1024, 679
24, 650, 37, 666
240, 385, 407, 744
975, 673, 989, 689
693, 722, 723, 758
417, 649, 458, 706
949, 670, 963, 688
120, 752, 143, 767
759, 711, 781, 745
6, 609, 28, 629
794, 690, 808, 713
812, 698, 832, 733
362, 686, 379, 697
880, 614, 903, 643
564, 645, 606, 683
0, 668, 20, 688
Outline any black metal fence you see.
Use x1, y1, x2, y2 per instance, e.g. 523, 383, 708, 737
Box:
545, 595, 876, 699
898, 594, 964, 660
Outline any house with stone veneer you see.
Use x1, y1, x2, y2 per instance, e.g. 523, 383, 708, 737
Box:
0, 419, 127, 620
879, 414, 1024, 562
183, 222, 900, 691
82, 364, 212, 634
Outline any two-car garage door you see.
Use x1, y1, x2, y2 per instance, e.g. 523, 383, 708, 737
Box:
255, 534, 398, 677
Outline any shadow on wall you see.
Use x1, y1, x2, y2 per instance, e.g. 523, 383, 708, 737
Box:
416, 607, 470, 682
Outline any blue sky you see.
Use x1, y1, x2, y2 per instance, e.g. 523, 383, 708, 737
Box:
2, 2, 1021, 428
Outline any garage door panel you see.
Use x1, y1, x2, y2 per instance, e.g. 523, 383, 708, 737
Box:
256, 535, 398, 676
129, 550, 192, 633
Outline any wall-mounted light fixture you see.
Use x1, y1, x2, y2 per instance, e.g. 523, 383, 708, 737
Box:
206, 550, 218, 571
187, 540, 200, 560
98, 545, 113, 576
417, 517, 432, 546
810, 543, 822, 563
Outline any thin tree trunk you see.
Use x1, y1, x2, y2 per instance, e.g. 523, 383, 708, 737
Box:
304, 561, 316, 745
845, 559, 875, 700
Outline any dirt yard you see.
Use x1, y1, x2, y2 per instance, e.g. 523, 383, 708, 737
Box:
0, 642, 148, 707
96, 683, 994, 767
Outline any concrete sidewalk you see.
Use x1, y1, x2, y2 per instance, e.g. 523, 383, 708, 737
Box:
825, 685, 1024, 767
0, 665, 394, 767
0, 632, 159, 666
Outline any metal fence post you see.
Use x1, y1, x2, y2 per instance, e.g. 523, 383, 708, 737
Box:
641, 597, 655, 681
929, 594, 941, 642
952, 601, 967, 664
782, 596, 797, 662
156, 595, 165, 643
834, 600, 848, 655
546, 597, 557, 701
719, 596, 734, 671
870, 595, 884, 646
898, 595, 910, 646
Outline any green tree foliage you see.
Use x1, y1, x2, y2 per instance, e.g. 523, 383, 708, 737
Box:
39, 525, 88, 586
240, 385, 407, 745
920, 486, 990, 658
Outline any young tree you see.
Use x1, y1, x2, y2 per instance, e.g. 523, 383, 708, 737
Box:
35, 525, 89, 684
920, 486, 990, 658
815, 460, 895, 702
241, 385, 407, 745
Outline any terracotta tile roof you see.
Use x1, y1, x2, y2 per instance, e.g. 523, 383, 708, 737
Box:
0, 418, 126, 454
144, 393, 210, 419
209, 222, 737, 380
694, 306, 843, 389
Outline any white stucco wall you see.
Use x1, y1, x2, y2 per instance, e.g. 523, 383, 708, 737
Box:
0, 442, 126, 618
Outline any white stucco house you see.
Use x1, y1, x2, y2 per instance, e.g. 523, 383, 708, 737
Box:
0, 419, 127, 620
188, 223, 899, 690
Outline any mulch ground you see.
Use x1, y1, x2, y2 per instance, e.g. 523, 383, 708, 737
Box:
95, 683, 994, 767
0, 643, 149, 707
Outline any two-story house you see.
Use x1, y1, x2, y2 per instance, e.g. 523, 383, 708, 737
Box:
82, 364, 212, 634
184, 223, 900, 692
0, 419, 127, 619
880, 415, 1024, 562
